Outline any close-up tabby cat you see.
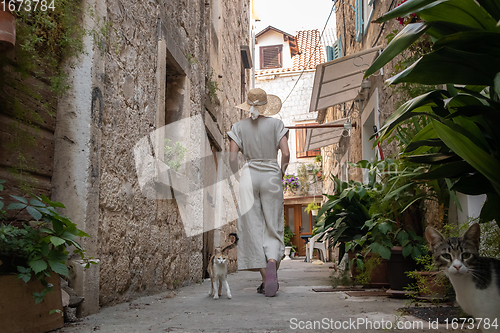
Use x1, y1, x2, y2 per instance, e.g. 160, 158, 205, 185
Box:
208, 233, 239, 300
425, 223, 500, 332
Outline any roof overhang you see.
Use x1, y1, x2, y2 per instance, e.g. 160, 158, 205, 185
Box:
309, 46, 382, 112
304, 117, 349, 151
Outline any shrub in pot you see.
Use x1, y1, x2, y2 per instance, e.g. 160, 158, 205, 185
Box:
405, 252, 452, 303
0, 180, 90, 304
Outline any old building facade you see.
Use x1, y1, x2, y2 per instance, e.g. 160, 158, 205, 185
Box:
1, 0, 252, 316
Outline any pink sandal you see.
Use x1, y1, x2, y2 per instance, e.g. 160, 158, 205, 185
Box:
265, 261, 278, 297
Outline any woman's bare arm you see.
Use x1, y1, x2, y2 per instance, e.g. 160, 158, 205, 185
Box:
278, 135, 290, 177
229, 139, 240, 178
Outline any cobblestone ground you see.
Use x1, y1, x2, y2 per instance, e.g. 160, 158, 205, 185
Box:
57, 259, 478, 333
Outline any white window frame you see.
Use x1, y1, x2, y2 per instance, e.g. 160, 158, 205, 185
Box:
363, 0, 374, 34
361, 88, 380, 184
340, 150, 349, 183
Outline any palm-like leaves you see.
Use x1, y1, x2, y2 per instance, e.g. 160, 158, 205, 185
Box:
365, 0, 500, 226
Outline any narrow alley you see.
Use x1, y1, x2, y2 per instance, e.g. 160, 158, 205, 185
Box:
57, 259, 474, 333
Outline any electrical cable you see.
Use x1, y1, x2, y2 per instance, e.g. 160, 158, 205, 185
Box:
371, 0, 397, 48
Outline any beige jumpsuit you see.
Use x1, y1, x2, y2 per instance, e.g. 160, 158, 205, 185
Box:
227, 116, 289, 270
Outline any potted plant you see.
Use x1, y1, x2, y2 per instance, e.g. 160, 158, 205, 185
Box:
304, 201, 321, 217
283, 225, 295, 260
0, 181, 91, 332
405, 252, 450, 301
350, 159, 431, 290
316, 159, 433, 289
312, 168, 323, 179
0, 6, 16, 51
314, 154, 322, 164
282, 174, 300, 197
314, 175, 376, 265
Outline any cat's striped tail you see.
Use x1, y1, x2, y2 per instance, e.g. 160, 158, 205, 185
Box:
222, 233, 239, 253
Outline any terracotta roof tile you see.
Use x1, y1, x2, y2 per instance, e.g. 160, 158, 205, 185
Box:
256, 29, 325, 76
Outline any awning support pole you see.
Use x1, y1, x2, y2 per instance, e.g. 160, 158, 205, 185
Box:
285, 123, 357, 130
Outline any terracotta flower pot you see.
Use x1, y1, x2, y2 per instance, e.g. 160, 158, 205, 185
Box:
414, 271, 447, 297
0, 8, 15, 51
0, 273, 63, 333
348, 251, 390, 288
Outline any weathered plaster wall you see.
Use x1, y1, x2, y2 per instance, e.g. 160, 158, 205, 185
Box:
52, 0, 104, 316
52, 0, 250, 309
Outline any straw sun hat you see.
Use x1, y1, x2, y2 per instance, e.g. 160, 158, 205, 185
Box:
235, 88, 282, 120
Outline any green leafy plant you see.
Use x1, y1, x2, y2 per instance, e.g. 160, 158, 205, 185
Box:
1, 1, 86, 191
352, 253, 382, 286
164, 139, 188, 171
0, 183, 90, 304
188, 54, 198, 66
284, 225, 295, 247
365, 0, 500, 228
206, 68, 222, 103
304, 202, 321, 214
317, 159, 431, 266
314, 155, 323, 163
404, 250, 453, 305
314, 174, 376, 262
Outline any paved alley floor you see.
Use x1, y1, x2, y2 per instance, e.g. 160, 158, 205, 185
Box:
58, 259, 477, 333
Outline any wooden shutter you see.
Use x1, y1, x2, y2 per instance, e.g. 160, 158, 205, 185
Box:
333, 38, 342, 59
327, 39, 343, 61
260, 45, 283, 69
355, 0, 364, 43
296, 123, 321, 158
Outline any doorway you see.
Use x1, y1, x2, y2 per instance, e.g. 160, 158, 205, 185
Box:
284, 203, 316, 256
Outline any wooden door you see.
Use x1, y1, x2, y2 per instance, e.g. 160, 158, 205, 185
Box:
284, 204, 314, 256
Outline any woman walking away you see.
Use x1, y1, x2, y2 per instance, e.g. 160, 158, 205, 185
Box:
228, 88, 290, 297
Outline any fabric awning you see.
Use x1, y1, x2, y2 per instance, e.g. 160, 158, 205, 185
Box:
309, 46, 382, 112
304, 117, 348, 151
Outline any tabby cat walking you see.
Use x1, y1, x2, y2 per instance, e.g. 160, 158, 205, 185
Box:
426, 223, 500, 332
208, 233, 238, 300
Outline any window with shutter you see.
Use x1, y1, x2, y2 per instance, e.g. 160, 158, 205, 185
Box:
353, 0, 374, 43
326, 39, 342, 61
260, 45, 283, 69
296, 123, 321, 158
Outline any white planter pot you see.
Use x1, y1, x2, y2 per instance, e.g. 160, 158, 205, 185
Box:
283, 246, 292, 261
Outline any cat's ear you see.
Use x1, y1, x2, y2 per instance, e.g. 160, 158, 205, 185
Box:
463, 223, 480, 248
425, 226, 444, 248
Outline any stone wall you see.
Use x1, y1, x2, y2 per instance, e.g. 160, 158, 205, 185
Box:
52, 0, 250, 311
